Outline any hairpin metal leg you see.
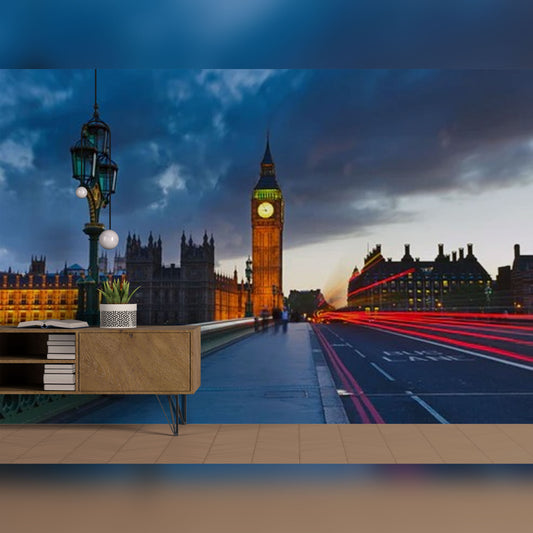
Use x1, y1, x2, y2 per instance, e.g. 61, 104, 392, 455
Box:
178, 395, 187, 425
156, 394, 187, 435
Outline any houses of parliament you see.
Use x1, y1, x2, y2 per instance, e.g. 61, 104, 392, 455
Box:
0, 139, 285, 325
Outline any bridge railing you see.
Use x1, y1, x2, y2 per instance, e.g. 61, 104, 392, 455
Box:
196, 317, 267, 355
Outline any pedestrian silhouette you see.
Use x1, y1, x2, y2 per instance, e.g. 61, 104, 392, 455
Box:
272, 307, 282, 333
260, 307, 269, 331
281, 307, 289, 333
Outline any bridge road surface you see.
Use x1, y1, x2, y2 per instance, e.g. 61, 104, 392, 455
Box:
314, 322, 533, 424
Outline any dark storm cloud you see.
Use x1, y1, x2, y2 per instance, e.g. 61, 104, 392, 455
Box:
3, 2, 533, 68
2, 69, 533, 271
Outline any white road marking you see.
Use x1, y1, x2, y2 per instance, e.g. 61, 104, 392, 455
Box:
355, 349, 366, 358
331, 343, 348, 347
383, 354, 474, 362
363, 326, 533, 372
406, 391, 449, 424
370, 362, 395, 381
337, 389, 354, 396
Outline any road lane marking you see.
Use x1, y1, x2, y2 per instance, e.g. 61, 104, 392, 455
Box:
370, 362, 395, 381
324, 325, 366, 358
364, 326, 533, 372
406, 391, 449, 424
329, 330, 344, 340
337, 389, 354, 396
384, 349, 445, 356
382, 354, 474, 362
313, 325, 385, 423
331, 343, 349, 347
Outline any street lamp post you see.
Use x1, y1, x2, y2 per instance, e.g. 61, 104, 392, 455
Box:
70, 71, 118, 325
245, 257, 253, 317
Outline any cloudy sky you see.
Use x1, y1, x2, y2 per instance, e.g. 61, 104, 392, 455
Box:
2, 3, 533, 304
1, 69, 533, 306
3, 1, 533, 69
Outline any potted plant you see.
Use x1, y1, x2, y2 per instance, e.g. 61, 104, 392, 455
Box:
98, 279, 140, 329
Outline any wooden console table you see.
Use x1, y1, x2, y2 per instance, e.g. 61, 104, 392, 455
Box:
0, 326, 201, 434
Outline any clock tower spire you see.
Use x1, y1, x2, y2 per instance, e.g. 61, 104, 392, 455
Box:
251, 135, 284, 315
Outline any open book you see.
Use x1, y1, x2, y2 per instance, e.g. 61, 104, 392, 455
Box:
17, 319, 89, 329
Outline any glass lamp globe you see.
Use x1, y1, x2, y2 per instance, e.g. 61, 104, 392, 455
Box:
99, 229, 119, 250
75, 186, 88, 198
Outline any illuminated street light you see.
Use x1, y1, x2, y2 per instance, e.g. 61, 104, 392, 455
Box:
70, 70, 119, 325
245, 256, 253, 317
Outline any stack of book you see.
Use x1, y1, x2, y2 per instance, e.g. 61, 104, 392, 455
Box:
43, 363, 75, 391
45, 334, 76, 390
47, 334, 76, 359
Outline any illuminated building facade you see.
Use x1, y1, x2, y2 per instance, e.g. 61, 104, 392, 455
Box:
347, 243, 492, 311
0, 257, 79, 325
215, 271, 246, 321
251, 138, 284, 315
126, 232, 245, 325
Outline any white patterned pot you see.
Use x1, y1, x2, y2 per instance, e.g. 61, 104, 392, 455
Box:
99, 303, 137, 329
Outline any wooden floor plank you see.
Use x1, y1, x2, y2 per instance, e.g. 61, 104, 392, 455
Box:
108, 425, 174, 463
61, 424, 142, 463
416, 425, 491, 464
299, 424, 347, 463
496, 424, 533, 457
0, 426, 60, 463
457, 424, 533, 463
157, 424, 220, 463
252, 424, 300, 463
378, 424, 444, 463
204, 424, 260, 464
339, 424, 396, 463
14, 425, 100, 463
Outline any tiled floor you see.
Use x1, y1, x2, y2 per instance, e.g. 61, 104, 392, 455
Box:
1, 423, 533, 463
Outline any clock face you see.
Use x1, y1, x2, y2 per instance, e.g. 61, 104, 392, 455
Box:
257, 202, 274, 218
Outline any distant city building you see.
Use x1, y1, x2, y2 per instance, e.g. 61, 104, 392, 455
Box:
97, 253, 108, 276
495, 244, 533, 313
113, 250, 126, 274
493, 266, 512, 312
98, 250, 127, 276
65, 263, 85, 277
347, 243, 492, 311
0, 256, 79, 325
126, 231, 245, 325
287, 289, 329, 319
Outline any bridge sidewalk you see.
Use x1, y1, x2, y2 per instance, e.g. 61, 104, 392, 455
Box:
191, 322, 348, 424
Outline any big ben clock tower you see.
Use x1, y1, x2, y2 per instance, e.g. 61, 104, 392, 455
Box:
252, 137, 284, 315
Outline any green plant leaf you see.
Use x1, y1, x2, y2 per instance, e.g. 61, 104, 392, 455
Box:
125, 285, 141, 303
98, 278, 141, 305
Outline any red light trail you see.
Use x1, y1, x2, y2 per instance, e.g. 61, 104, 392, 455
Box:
317, 311, 533, 364
372, 317, 533, 347
347, 268, 415, 298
